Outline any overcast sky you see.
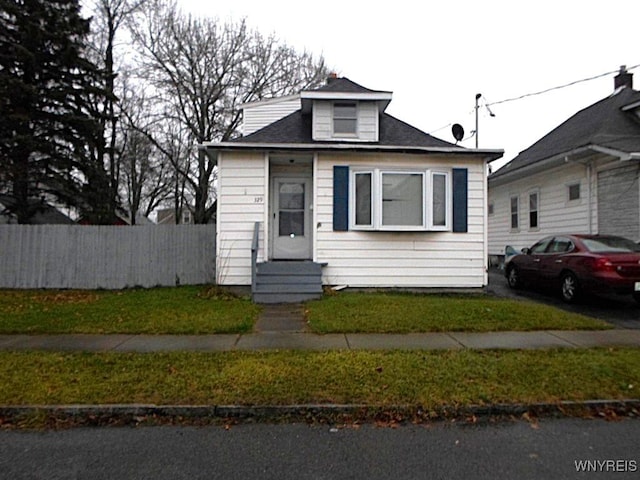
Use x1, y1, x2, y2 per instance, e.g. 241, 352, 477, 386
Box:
178, 0, 639, 170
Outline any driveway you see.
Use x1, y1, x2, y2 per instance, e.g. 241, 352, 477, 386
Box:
487, 269, 640, 330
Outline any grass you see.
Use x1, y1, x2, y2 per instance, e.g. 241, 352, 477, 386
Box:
0, 286, 260, 334
1, 348, 638, 407
306, 292, 611, 333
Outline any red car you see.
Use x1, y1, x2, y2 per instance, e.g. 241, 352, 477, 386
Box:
505, 234, 640, 304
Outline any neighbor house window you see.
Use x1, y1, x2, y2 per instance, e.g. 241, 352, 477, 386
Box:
333, 102, 357, 135
351, 168, 451, 231
510, 196, 519, 230
529, 191, 539, 229
568, 183, 580, 201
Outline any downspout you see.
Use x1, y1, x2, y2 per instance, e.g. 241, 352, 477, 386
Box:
483, 158, 490, 287
586, 162, 593, 234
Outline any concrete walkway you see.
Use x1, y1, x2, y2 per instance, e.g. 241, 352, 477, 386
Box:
2, 329, 640, 352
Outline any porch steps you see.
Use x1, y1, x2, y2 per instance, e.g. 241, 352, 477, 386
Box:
253, 261, 324, 304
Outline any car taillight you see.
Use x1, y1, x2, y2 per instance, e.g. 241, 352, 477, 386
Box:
592, 257, 615, 272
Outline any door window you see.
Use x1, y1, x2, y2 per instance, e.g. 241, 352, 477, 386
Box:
278, 183, 305, 237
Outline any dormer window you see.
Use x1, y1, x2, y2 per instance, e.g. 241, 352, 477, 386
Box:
333, 102, 357, 135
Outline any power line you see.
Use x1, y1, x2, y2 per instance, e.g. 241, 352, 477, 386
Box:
427, 64, 640, 136
486, 63, 640, 107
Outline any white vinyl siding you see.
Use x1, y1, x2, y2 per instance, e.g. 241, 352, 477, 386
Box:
488, 162, 594, 256
312, 100, 379, 142
317, 153, 487, 288
242, 96, 301, 136
216, 151, 267, 285
597, 163, 640, 240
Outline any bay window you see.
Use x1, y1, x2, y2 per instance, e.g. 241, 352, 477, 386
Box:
350, 168, 452, 231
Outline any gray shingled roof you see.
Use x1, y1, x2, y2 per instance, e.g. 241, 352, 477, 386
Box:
492, 88, 640, 179
231, 110, 462, 149
305, 77, 390, 94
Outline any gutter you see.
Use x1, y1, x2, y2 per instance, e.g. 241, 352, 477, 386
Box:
200, 141, 504, 162
489, 145, 639, 187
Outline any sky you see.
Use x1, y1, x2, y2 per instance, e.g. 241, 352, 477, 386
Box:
177, 0, 639, 170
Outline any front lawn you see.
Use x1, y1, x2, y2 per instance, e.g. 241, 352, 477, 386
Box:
0, 286, 260, 334
306, 292, 610, 333
1, 348, 638, 407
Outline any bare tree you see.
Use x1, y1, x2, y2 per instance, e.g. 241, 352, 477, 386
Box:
128, 0, 329, 223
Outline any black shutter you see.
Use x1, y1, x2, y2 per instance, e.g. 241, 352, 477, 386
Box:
452, 168, 468, 233
333, 166, 349, 231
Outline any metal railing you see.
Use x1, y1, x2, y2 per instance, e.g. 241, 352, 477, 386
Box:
251, 221, 260, 293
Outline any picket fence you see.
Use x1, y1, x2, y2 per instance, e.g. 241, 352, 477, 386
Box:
0, 224, 216, 289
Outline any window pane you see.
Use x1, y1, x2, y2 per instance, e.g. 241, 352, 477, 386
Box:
432, 174, 447, 226
569, 184, 580, 201
334, 118, 357, 134
334, 103, 356, 118
334, 102, 357, 134
355, 173, 372, 226
382, 173, 423, 226
279, 183, 304, 209
529, 192, 538, 228
279, 211, 304, 236
510, 197, 518, 229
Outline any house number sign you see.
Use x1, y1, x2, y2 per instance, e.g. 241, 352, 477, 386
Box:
253, 196, 264, 203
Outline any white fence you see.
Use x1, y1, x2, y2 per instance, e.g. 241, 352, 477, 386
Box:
0, 224, 216, 289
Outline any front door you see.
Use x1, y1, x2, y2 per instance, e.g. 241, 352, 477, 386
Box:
271, 176, 312, 259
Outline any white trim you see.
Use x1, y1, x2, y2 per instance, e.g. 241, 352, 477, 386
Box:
202, 142, 503, 159
301, 91, 392, 101
348, 167, 453, 232
241, 94, 300, 109
263, 152, 270, 261
509, 194, 519, 232
428, 170, 452, 231
312, 153, 318, 262
527, 188, 540, 230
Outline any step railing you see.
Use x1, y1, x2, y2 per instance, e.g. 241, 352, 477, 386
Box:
251, 221, 260, 294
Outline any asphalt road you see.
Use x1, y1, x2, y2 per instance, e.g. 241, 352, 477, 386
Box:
1, 419, 639, 479
488, 269, 640, 329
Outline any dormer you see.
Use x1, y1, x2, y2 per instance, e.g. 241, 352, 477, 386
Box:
300, 76, 393, 142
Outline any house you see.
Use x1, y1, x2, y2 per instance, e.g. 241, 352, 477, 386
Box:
0, 194, 75, 224
488, 66, 640, 266
201, 76, 503, 303
156, 207, 195, 225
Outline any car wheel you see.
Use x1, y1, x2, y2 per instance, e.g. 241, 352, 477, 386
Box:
561, 272, 580, 303
507, 265, 522, 289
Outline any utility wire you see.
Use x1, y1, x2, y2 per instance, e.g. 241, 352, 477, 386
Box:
427, 64, 640, 135
486, 63, 640, 107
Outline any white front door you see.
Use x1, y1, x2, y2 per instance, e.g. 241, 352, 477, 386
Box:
271, 176, 312, 259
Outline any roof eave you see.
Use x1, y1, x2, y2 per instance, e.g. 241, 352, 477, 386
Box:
489, 144, 640, 186
200, 141, 503, 161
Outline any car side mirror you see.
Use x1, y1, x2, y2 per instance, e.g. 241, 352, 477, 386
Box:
521, 247, 531, 255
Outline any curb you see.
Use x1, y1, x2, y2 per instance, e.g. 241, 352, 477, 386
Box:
1, 400, 639, 428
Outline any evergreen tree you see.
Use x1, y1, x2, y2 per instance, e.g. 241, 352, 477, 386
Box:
0, 0, 115, 223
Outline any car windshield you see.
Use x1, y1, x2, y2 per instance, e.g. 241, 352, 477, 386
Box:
582, 237, 640, 253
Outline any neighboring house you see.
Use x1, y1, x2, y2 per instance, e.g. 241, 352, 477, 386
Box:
77, 211, 154, 226
156, 208, 195, 225
201, 76, 503, 302
488, 66, 640, 266
0, 194, 75, 224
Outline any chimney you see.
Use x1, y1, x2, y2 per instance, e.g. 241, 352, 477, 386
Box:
614, 65, 633, 90
327, 72, 338, 84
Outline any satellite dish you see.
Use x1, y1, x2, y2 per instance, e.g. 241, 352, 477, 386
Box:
452, 124, 465, 143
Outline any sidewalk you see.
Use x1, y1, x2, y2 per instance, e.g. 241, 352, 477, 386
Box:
2, 329, 640, 352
